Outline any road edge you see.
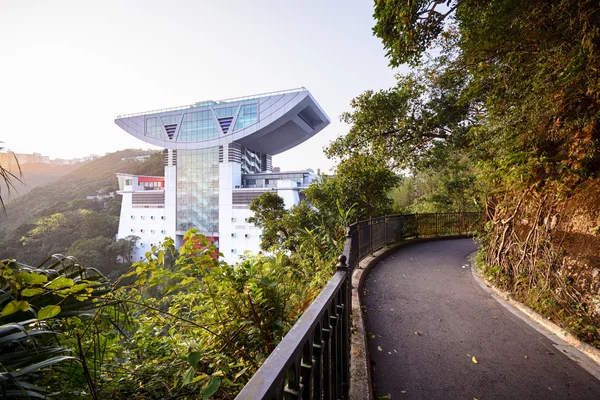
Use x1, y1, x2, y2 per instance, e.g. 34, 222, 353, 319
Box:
468, 251, 600, 381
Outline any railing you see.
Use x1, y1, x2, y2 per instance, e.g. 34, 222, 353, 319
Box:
236, 212, 482, 399
116, 87, 307, 119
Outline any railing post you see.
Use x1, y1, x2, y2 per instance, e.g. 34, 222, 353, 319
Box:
337, 254, 350, 400
369, 217, 373, 255
384, 215, 388, 246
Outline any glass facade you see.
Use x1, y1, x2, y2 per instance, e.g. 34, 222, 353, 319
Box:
214, 106, 238, 118
178, 110, 220, 141
146, 117, 164, 138
160, 114, 179, 125
176, 147, 219, 233
233, 103, 258, 131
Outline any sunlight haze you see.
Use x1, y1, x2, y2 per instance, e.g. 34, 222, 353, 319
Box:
0, 0, 400, 172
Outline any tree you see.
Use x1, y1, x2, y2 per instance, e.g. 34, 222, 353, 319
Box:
109, 235, 140, 264
249, 192, 318, 252
306, 154, 400, 221
66, 236, 118, 272
327, 70, 473, 171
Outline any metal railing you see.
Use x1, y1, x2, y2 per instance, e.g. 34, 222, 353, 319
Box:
236, 212, 482, 399
116, 87, 307, 119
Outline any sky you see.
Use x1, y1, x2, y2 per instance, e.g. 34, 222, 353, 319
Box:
0, 0, 401, 173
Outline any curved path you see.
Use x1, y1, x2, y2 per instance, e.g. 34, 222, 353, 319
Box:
362, 238, 600, 400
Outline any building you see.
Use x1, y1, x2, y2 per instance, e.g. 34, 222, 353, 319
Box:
114, 88, 330, 264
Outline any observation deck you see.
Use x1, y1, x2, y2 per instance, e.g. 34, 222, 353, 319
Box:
115, 88, 330, 155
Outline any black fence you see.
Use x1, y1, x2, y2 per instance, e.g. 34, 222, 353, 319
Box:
236, 212, 482, 399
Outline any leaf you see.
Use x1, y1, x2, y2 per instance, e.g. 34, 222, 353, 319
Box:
233, 367, 248, 381
20, 272, 48, 285
201, 376, 221, 399
57, 283, 88, 295
46, 277, 74, 290
21, 288, 45, 297
377, 346, 382, 351
187, 351, 202, 368
472, 356, 479, 364
38, 305, 61, 320
182, 367, 195, 386
1, 300, 30, 317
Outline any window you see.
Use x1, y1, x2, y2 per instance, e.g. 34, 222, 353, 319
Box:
140, 216, 145, 220
140, 229, 145, 233
150, 229, 155, 234
244, 233, 249, 238
231, 233, 236, 238
151, 216, 155, 220
233, 103, 258, 131
161, 216, 165, 220
130, 229, 135, 233
131, 215, 135, 219
231, 249, 236, 254
244, 218, 248, 222
161, 230, 166, 234
231, 217, 235, 222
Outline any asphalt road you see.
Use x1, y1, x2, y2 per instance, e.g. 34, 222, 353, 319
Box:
362, 238, 600, 400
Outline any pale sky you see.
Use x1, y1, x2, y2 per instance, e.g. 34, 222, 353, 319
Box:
0, 0, 401, 173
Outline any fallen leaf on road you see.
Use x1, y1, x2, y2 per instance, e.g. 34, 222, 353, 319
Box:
524, 355, 528, 359
394, 350, 398, 353
415, 332, 421, 336
377, 346, 382, 352
472, 356, 479, 364
401, 390, 407, 394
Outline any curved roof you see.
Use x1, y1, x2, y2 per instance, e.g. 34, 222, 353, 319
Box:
114, 88, 330, 155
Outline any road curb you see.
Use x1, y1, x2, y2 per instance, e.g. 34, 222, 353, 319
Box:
349, 235, 471, 400
468, 252, 600, 380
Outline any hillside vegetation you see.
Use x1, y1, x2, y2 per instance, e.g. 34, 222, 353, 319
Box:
0, 162, 81, 201
0, 149, 163, 270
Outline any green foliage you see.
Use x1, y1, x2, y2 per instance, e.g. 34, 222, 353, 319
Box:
249, 193, 319, 253
373, 0, 458, 67
306, 154, 400, 221
0, 257, 111, 398
69, 230, 335, 398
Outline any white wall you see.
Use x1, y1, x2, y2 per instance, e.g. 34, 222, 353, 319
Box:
116, 199, 168, 261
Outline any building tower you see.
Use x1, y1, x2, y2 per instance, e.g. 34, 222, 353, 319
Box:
114, 88, 330, 264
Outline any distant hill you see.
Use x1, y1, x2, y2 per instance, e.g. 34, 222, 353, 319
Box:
1, 162, 82, 201
0, 149, 164, 240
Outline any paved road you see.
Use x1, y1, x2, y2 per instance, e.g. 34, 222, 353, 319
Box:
362, 238, 600, 400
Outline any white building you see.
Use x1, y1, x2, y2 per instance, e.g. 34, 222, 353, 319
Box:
114, 88, 329, 264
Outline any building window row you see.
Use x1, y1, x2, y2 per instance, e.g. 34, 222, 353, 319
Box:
130, 229, 167, 235
130, 215, 166, 220
230, 233, 260, 239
